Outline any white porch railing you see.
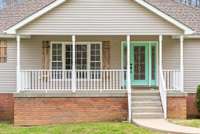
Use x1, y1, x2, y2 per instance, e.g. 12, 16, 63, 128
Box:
163, 70, 181, 91
159, 69, 167, 118
160, 69, 181, 118
20, 69, 126, 92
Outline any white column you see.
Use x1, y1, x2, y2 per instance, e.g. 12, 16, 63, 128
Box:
180, 35, 184, 92
126, 35, 132, 122
16, 35, 21, 92
72, 35, 76, 92
159, 35, 163, 75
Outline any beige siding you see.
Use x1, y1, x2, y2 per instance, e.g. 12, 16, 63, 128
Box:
163, 37, 200, 92
18, 0, 182, 35
0, 39, 16, 92
183, 39, 200, 92
163, 36, 180, 70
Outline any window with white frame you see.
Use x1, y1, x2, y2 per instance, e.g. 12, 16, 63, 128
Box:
51, 42, 102, 71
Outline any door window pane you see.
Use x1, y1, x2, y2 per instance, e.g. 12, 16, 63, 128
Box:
134, 46, 146, 80
151, 46, 156, 80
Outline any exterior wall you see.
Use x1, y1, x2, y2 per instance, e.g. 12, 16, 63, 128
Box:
14, 97, 128, 125
163, 36, 180, 70
0, 39, 16, 92
184, 39, 200, 92
187, 93, 200, 118
167, 94, 187, 119
0, 93, 14, 121
163, 38, 200, 93
18, 0, 182, 35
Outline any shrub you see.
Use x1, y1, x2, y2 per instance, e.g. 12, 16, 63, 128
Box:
196, 85, 200, 112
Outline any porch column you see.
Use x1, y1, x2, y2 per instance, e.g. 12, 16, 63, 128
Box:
180, 35, 184, 92
159, 35, 163, 76
16, 35, 21, 92
126, 35, 132, 122
72, 35, 76, 92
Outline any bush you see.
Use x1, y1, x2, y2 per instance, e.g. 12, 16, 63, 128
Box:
196, 85, 200, 112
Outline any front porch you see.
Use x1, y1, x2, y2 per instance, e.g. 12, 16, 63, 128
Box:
16, 35, 183, 92
15, 35, 184, 122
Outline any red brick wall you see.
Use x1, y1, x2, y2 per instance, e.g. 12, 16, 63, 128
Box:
14, 97, 128, 125
187, 93, 200, 118
167, 96, 187, 119
0, 93, 14, 121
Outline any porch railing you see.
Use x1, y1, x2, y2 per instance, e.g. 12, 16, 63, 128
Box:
20, 69, 126, 92
159, 69, 167, 118
163, 70, 181, 91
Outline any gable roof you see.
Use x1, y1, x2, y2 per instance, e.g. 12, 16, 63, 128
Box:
0, 0, 199, 35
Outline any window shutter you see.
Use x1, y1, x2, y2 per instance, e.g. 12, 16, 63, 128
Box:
102, 41, 111, 69
0, 40, 7, 63
42, 41, 50, 69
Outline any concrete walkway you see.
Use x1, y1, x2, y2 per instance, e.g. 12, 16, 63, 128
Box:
133, 119, 200, 134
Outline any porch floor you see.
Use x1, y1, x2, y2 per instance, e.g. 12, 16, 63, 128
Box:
15, 90, 127, 97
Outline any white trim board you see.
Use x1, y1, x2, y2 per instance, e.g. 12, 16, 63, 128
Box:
4, 0, 194, 35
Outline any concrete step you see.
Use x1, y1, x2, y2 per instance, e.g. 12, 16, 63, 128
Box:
132, 113, 164, 119
132, 91, 160, 96
132, 96, 161, 101
132, 101, 162, 107
132, 107, 163, 113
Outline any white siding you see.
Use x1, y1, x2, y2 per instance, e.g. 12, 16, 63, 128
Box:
18, 0, 182, 35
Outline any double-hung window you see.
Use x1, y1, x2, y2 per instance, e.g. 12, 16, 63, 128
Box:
51, 42, 102, 79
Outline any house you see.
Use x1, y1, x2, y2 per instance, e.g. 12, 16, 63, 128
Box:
0, 0, 200, 125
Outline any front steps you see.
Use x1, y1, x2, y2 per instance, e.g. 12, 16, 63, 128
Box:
131, 89, 164, 119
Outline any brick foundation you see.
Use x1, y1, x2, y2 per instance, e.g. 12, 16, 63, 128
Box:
187, 93, 200, 118
14, 97, 128, 125
167, 95, 187, 119
0, 94, 14, 121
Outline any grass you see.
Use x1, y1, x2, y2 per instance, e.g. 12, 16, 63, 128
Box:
169, 119, 200, 128
0, 122, 163, 134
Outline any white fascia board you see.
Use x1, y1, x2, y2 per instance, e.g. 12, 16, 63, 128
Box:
134, 0, 194, 35
4, 0, 66, 34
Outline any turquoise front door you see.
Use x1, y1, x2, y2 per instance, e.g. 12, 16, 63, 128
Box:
122, 41, 157, 87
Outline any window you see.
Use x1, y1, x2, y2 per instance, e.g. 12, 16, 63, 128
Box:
0, 40, 7, 63
51, 43, 62, 70
51, 43, 62, 79
90, 44, 101, 70
51, 42, 102, 71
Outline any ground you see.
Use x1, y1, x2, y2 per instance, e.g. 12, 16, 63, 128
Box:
169, 119, 200, 128
0, 122, 163, 134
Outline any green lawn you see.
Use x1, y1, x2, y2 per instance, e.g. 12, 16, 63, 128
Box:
169, 119, 200, 128
0, 122, 162, 134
